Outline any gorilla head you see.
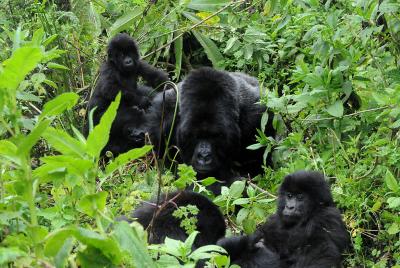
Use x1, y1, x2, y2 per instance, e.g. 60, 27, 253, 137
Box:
177, 67, 241, 180
107, 33, 140, 74
277, 170, 334, 226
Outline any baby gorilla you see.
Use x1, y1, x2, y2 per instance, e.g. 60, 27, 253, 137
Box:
218, 171, 349, 268
87, 33, 168, 128
120, 190, 226, 249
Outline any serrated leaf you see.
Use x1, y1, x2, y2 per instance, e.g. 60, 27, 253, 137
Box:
105, 145, 152, 175
77, 192, 108, 217
326, 100, 344, 117
17, 119, 51, 156
86, 93, 121, 159
0, 46, 43, 91
112, 221, 154, 267
43, 127, 86, 157
40, 92, 79, 120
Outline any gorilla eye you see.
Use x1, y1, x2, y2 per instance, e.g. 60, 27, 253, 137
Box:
287, 193, 293, 198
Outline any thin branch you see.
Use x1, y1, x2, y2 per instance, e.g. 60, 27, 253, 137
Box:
247, 178, 277, 199
143, 0, 245, 59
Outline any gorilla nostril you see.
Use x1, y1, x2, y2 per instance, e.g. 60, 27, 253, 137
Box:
124, 58, 133, 66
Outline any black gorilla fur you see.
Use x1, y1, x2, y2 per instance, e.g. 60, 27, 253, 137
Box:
103, 88, 178, 157
217, 171, 349, 268
86, 33, 170, 155
121, 190, 225, 248
87, 33, 168, 127
177, 67, 274, 193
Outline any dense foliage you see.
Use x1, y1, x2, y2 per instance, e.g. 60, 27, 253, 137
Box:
0, 0, 399, 267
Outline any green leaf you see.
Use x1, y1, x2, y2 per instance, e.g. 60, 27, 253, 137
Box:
0, 140, 20, 165
47, 62, 70, 71
236, 208, 249, 224
54, 238, 74, 268
229, 180, 246, 199
42, 127, 86, 157
387, 223, 399, 235
0, 247, 27, 265
326, 100, 344, 117
189, 244, 226, 260
17, 119, 51, 156
44, 228, 76, 258
0, 46, 43, 91
187, 0, 231, 11
105, 145, 152, 176
192, 30, 224, 69
247, 143, 264, 150
112, 221, 155, 267
200, 177, 218, 187
385, 170, 399, 192
39, 92, 79, 120
387, 197, 400, 209
232, 198, 250, 205
174, 34, 183, 80
183, 231, 199, 250
77, 192, 108, 217
109, 9, 143, 37
86, 93, 121, 159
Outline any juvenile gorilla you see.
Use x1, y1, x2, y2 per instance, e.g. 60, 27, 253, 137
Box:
121, 190, 225, 248
177, 67, 274, 193
86, 33, 168, 129
218, 171, 349, 268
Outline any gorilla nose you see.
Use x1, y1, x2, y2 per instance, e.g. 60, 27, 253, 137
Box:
198, 153, 212, 165
124, 57, 133, 66
129, 130, 144, 142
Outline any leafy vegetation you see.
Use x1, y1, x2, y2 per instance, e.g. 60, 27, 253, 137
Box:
0, 0, 400, 267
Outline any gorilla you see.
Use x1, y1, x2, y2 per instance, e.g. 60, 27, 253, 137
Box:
102, 87, 178, 157
86, 33, 168, 132
177, 67, 274, 193
217, 171, 349, 268
120, 190, 225, 249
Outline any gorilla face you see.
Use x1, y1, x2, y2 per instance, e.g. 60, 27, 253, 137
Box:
279, 191, 312, 226
192, 140, 218, 174
123, 125, 146, 145
107, 33, 139, 74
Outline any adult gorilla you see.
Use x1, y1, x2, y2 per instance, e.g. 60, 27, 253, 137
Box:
119, 190, 226, 248
177, 67, 274, 193
218, 171, 349, 267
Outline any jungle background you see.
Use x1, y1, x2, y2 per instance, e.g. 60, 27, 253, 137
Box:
0, 0, 400, 267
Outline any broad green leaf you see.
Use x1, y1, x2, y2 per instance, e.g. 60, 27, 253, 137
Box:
39, 92, 79, 120
17, 119, 51, 156
0, 140, 20, 165
54, 238, 74, 268
387, 223, 399, 235
43, 127, 86, 157
236, 208, 249, 224
112, 221, 154, 267
385, 170, 399, 192
189, 244, 226, 260
0, 247, 26, 265
105, 145, 152, 176
109, 9, 143, 37
187, 0, 231, 11
76, 228, 123, 264
387, 197, 400, 209
183, 231, 199, 251
77, 192, 108, 217
0, 46, 43, 91
232, 198, 250, 205
326, 100, 344, 117
192, 30, 224, 69
44, 228, 76, 257
86, 93, 121, 159
229, 180, 246, 199
200, 177, 218, 186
